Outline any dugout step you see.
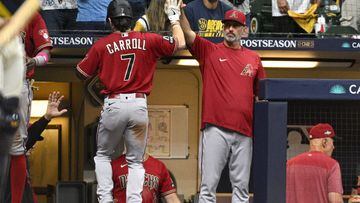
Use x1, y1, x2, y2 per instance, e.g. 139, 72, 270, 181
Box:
56, 181, 87, 203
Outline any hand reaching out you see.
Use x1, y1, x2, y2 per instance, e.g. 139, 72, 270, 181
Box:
165, 0, 183, 24
44, 91, 68, 120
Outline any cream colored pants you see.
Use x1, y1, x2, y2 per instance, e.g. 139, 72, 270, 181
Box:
0, 36, 25, 98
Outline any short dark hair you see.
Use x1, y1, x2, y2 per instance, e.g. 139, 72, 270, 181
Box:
107, 0, 133, 19
111, 17, 132, 32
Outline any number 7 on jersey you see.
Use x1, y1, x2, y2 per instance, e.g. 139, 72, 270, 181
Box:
121, 53, 135, 81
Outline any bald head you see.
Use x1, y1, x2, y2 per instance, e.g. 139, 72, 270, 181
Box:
309, 137, 335, 156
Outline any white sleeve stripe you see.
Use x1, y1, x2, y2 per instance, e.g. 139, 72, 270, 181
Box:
34, 43, 53, 55
76, 65, 91, 78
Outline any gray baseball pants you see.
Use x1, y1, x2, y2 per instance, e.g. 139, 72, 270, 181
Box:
10, 80, 32, 155
95, 93, 148, 203
199, 125, 253, 203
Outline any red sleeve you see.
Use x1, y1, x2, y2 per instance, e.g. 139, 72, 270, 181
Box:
31, 13, 52, 54
328, 162, 344, 194
159, 163, 176, 197
147, 33, 176, 58
254, 56, 266, 96
76, 45, 101, 78
189, 35, 216, 71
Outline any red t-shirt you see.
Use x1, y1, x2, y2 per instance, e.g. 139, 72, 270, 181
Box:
76, 32, 176, 95
286, 151, 344, 203
21, 12, 53, 78
111, 155, 176, 203
190, 35, 266, 137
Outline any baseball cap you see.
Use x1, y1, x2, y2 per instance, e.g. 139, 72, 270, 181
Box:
222, 10, 246, 26
107, 0, 133, 19
309, 123, 337, 139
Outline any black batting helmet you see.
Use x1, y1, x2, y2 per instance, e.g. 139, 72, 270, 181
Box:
107, 0, 133, 19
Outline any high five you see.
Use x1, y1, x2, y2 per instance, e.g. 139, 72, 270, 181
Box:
76, 0, 185, 202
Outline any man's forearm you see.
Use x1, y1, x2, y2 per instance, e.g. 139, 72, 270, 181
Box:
180, 9, 196, 46
34, 49, 51, 67
171, 23, 186, 50
328, 192, 344, 203
26, 116, 50, 150
164, 193, 181, 203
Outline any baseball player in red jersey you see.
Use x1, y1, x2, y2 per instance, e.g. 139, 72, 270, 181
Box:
112, 153, 181, 203
22, 13, 52, 78
287, 123, 344, 203
7, 12, 52, 203
180, 9, 266, 203
76, 0, 185, 202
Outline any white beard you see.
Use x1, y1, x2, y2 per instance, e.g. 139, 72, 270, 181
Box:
224, 33, 240, 43
224, 35, 236, 42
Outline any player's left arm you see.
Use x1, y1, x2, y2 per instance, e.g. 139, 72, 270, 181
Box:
164, 193, 181, 203
254, 55, 266, 99
26, 13, 52, 70
328, 192, 343, 203
165, 0, 186, 51
26, 48, 51, 69
75, 45, 101, 80
158, 161, 179, 202
328, 163, 344, 203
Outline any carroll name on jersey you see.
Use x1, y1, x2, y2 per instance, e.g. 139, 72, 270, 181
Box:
106, 38, 146, 54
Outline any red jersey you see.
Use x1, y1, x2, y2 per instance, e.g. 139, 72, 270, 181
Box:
190, 35, 266, 137
286, 151, 344, 203
76, 32, 176, 95
111, 155, 176, 203
22, 12, 53, 78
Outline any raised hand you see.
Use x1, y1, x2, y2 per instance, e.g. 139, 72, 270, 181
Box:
164, 0, 183, 24
44, 91, 68, 120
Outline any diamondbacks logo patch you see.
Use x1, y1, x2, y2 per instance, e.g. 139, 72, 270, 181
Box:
324, 130, 332, 136
38, 29, 49, 40
229, 11, 238, 18
241, 64, 256, 77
